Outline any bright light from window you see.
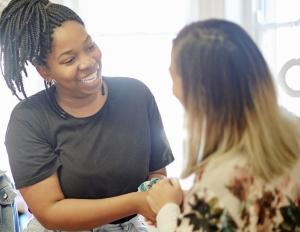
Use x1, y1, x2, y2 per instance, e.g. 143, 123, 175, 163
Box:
259, 0, 300, 116
262, 0, 300, 23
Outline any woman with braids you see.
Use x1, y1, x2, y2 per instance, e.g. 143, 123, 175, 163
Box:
0, 0, 174, 231
146, 19, 300, 231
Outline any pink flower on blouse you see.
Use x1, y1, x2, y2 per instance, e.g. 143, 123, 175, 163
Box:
226, 166, 254, 201
293, 185, 300, 207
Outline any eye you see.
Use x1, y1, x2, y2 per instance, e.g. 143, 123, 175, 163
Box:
63, 57, 75, 65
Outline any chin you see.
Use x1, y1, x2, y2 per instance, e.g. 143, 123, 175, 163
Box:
172, 89, 179, 100
172, 91, 183, 106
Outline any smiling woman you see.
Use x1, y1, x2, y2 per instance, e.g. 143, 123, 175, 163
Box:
36, 20, 106, 118
0, 0, 174, 231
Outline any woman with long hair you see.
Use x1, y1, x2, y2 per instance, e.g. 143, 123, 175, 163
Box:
147, 19, 300, 231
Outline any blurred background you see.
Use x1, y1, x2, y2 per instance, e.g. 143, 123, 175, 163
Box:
1, 0, 300, 229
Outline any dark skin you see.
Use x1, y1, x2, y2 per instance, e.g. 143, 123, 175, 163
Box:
20, 20, 166, 230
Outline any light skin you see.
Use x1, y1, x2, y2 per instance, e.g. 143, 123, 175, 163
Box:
147, 178, 183, 215
20, 20, 167, 230
147, 47, 184, 215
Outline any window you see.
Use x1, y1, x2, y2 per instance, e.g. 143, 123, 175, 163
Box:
256, 0, 300, 116
225, 0, 300, 116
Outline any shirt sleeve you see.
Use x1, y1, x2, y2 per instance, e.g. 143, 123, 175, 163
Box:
156, 203, 181, 232
147, 92, 174, 172
5, 105, 61, 189
175, 186, 238, 231
156, 187, 237, 232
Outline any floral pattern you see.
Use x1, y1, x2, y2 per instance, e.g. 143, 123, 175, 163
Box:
177, 192, 237, 231
175, 156, 300, 231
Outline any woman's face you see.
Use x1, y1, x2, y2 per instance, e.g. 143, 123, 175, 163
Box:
169, 48, 183, 104
40, 20, 102, 99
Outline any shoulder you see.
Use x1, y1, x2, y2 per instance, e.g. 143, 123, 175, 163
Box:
188, 153, 300, 230
197, 153, 249, 189
11, 90, 47, 116
180, 161, 240, 231
105, 77, 157, 109
105, 76, 152, 96
105, 76, 148, 87
197, 154, 254, 210
183, 154, 251, 228
8, 90, 50, 130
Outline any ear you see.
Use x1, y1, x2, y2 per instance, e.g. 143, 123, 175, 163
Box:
36, 65, 51, 81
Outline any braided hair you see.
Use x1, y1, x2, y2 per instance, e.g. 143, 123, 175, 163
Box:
0, 0, 84, 100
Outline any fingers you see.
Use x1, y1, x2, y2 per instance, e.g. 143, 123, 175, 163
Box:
146, 194, 159, 214
153, 178, 181, 190
143, 217, 156, 226
146, 180, 183, 216
169, 178, 181, 189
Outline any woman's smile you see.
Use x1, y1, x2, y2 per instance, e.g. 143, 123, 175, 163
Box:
80, 70, 100, 84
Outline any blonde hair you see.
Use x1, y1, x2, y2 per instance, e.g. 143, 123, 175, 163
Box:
174, 19, 300, 180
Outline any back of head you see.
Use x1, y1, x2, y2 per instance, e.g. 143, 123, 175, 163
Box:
174, 19, 300, 180
0, 0, 84, 99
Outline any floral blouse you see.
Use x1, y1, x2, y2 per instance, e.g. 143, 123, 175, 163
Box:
157, 154, 300, 231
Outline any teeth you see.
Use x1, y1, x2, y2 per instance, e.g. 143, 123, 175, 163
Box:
81, 71, 98, 83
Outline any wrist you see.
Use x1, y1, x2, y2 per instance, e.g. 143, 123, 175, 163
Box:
148, 174, 166, 179
131, 191, 146, 215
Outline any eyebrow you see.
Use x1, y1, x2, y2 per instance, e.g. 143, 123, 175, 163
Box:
57, 35, 91, 59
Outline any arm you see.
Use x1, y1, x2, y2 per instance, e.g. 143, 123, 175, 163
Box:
148, 168, 242, 231
148, 167, 167, 179
20, 173, 155, 231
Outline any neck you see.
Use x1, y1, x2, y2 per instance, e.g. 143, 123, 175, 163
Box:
55, 82, 107, 118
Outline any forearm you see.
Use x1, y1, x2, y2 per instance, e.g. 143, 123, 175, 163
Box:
37, 192, 141, 230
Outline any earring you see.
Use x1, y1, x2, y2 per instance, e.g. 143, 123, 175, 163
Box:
46, 79, 55, 86
101, 81, 105, 96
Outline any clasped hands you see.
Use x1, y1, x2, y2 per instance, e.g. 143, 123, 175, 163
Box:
142, 178, 183, 225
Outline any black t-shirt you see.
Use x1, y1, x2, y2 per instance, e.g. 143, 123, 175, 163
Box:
5, 77, 174, 199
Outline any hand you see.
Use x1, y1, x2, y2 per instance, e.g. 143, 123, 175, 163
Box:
143, 216, 156, 227
146, 178, 183, 214
135, 191, 156, 223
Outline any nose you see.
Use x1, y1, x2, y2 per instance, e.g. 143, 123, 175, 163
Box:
78, 54, 97, 71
